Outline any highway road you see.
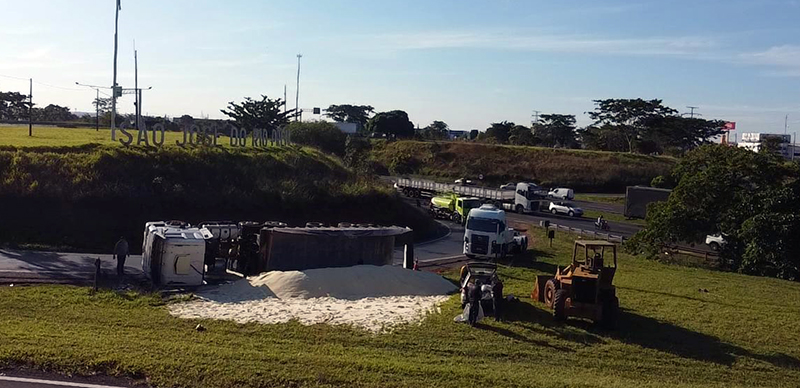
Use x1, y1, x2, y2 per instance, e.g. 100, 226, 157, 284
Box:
0, 249, 143, 284
0, 375, 134, 388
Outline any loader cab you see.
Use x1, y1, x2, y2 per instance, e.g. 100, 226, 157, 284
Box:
572, 240, 617, 288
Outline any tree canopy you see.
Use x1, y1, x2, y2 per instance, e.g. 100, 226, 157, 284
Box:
588, 98, 677, 153
286, 120, 346, 156
0, 91, 30, 121
417, 120, 449, 140
534, 114, 578, 148
325, 104, 374, 130
366, 110, 415, 138
220, 95, 295, 133
626, 144, 800, 280
32, 104, 77, 122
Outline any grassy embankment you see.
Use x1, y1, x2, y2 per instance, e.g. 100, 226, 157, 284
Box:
370, 140, 675, 193
1, 228, 799, 388
0, 125, 240, 148
0, 126, 440, 252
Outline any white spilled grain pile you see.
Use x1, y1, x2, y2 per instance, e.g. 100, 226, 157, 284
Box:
168, 265, 457, 332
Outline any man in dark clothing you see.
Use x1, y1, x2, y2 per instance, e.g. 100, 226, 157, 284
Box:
468, 280, 482, 326
114, 236, 129, 278
491, 277, 504, 322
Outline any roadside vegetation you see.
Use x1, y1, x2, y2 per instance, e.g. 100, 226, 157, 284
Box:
0, 141, 440, 252
369, 140, 675, 192
574, 194, 625, 204
1, 228, 799, 388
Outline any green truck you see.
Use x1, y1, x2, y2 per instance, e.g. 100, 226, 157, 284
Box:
429, 193, 482, 224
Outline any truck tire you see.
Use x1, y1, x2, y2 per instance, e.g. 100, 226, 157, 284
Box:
553, 289, 568, 321
451, 213, 461, 224
544, 279, 560, 308
600, 294, 619, 329
709, 242, 720, 251
516, 204, 524, 214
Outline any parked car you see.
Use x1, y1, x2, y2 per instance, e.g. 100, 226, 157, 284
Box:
549, 201, 583, 217
548, 188, 574, 200
705, 234, 726, 251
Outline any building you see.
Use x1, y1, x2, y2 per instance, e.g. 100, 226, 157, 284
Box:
737, 133, 798, 160
447, 130, 468, 139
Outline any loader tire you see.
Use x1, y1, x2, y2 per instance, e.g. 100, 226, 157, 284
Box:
553, 289, 568, 322
544, 279, 559, 308
601, 295, 619, 329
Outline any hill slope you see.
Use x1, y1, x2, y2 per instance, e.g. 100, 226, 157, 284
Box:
0, 144, 439, 251
370, 141, 676, 192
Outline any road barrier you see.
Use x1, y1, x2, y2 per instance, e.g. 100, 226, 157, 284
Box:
536, 221, 627, 243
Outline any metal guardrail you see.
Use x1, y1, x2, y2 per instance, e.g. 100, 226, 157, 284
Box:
535, 221, 626, 243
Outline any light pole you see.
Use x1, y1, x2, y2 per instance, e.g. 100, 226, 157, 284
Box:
76, 82, 115, 131
111, 0, 122, 140
296, 54, 302, 122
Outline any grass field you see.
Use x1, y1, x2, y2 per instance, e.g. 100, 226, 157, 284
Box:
0, 125, 242, 148
575, 194, 626, 204
1, 228, 798, 388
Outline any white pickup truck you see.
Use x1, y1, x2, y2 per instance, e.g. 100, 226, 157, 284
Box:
463, 204, 528, 260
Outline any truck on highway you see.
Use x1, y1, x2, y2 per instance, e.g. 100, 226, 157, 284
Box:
429, 193, 482, 224
624, 186, 672, 219
463, 204, 528, 260
395, 177, 549, 214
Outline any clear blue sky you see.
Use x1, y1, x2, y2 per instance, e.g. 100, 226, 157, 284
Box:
2, 0, 800, 134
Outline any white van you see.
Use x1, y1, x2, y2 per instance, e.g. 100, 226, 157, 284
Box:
548, 188, 574, 200
142, 221, 211, 287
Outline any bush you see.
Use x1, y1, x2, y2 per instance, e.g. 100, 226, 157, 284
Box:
286, 121, 346, 156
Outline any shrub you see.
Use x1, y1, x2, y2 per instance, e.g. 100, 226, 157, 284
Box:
286, 121, 346, 156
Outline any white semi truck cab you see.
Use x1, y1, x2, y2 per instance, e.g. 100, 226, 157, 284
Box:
463, 204, 528, 260
513, 182, 549, 214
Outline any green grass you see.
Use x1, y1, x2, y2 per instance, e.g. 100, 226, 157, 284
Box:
575, 194, 626, 204
0, 125, 247, 148
370, 140, 675, 192
1, 228, 798, 387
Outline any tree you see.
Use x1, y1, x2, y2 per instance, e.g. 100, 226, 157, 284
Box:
643, 116, 725, 155
534, 114, 578, 148
0, 91, 30, 121
221, 95, 296, 133
468, 130, 479, 140
325, 104, 375, 131
626, 144, 800, 280
32, 104, 77, 122
481, 121, 516, 144
286, 121, 347, 156
418, 120, 449, 140
588, 99, 677, 153
508, 125, 536, 145
366, 110, 415, 138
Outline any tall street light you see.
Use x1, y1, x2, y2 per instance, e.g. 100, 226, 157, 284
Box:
295, 54, 302, 122
111, 0, 122, 140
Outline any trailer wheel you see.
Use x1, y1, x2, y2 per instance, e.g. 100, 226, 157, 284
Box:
551, 208, 558, 214
515, 204, 524, 214
553, 289, 568, 321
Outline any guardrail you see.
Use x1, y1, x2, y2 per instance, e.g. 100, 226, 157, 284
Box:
532, 221, 627, 243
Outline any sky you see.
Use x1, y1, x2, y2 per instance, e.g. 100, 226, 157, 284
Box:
2, 0, 800, 135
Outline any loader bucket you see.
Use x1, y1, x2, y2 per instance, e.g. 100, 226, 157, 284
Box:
531, 275, 551, 302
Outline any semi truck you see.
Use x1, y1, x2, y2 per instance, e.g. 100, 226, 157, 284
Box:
624, 186, 672, 219
463, 204, 528, 260
395, 178, 549, 214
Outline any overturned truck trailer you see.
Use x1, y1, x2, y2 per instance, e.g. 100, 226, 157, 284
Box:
243, 226, 415, 275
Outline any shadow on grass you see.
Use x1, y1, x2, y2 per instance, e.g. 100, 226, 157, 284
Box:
604, 310, 800, 369
499, 248, 558, 274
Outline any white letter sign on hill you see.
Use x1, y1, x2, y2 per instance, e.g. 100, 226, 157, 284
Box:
115, 120, 291, 148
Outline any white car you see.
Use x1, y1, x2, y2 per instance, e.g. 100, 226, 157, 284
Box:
548, 188, 574, 200
705, 234, 726, 251
548, 201, 583, 217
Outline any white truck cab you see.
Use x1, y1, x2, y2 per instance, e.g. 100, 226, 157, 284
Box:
513, 182, 549, 214
463, 204, 528, 259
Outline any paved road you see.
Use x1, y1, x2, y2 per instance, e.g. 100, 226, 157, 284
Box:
0, 249, 143, 283
0, 375, 133, 388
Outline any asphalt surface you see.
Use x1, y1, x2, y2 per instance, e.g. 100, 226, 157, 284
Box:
0, 249, 144, 284
0, 375, 134, 388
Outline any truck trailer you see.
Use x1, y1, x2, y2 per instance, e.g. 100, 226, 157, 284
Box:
624, 186, 672, 219
395, 178, 548, 214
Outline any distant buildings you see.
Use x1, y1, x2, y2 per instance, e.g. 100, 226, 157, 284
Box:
333, 122, 358, 134
447, 130, 468, 139
737, 132, 799, 160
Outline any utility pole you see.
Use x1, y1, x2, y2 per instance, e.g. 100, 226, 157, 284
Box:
111, 0, 121, 140
686, 106, 699, 118
134, 46, 139, 128
28, 78, 32, 137
95, 88, 99, 131
284, 84, 287, 114
295, 54, 302, 122
531, 110, 541, 125
784, 114, 788, 135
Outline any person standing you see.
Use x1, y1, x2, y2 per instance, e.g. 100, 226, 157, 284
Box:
468, 280, 482, 326
491, 277, 504, 322
114, 236, 129, 278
